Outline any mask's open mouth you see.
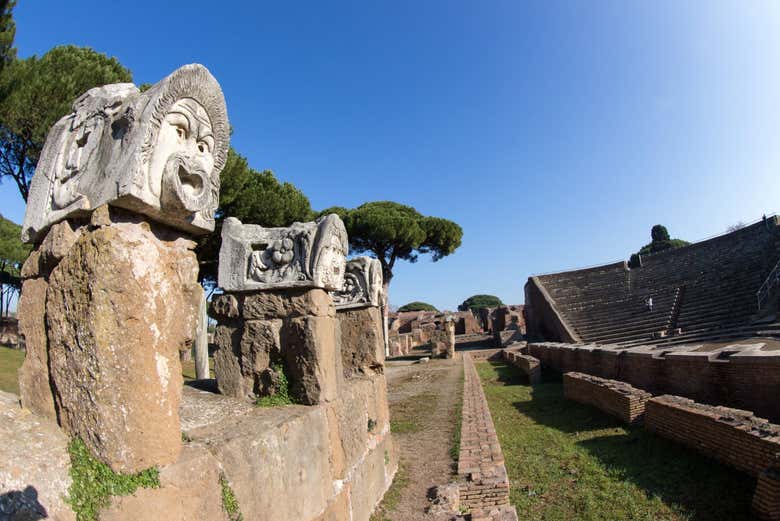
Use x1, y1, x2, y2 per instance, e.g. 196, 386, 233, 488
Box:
178, 164, 204, 197
161, 154, 210, 214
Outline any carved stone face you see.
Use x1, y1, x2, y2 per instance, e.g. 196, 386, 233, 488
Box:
148, 98, 216, 214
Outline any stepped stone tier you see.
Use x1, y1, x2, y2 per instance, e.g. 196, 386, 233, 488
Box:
218, 215, 348, 292
15, 64, 230, 475
22, 64, 229, 243
526, 217, 780, 346
331, 256, 384, 309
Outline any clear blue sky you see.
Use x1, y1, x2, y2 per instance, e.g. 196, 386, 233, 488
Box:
3, 1, 779, 310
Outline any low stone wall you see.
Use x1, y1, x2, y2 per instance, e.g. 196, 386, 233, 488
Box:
503, 350, 541, 385
175, 376, 397, 521
645, 395, 780, 478
458, 355, 518, 521
526, 342, 780, 422
563, 372, 651, 424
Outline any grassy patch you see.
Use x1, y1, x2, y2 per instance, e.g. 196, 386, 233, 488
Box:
220, 474, 244, 521
369, 463, 409, 521
255, 363, 295, 407
180, 356, 215, 380
476, 361, 756, 521
0, 345, 24, 394
389, 391, 436, 434
449, 363, 465, 464
66, 438, 160, 521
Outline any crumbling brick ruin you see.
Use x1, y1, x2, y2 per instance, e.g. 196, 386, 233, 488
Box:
502, 348, 541, 385
563, 372, 651, 424
525, 341, 780, 422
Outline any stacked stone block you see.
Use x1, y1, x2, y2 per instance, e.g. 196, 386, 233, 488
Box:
503, 350, 541, 385
211, 289, 341, 404
563, 372, 651, 424
458, 354, 518, 520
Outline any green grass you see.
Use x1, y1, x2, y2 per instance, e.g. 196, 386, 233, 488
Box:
0, 345, 24, 394
66, 438, 160, 521
180, 356, 215, 380
449, 364, 464, 463
476, 361, 755, 521
0, 347, 212, 395
369, 463, 409, 521
389, 391, 436, 434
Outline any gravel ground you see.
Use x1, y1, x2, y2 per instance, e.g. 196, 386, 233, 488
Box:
372, 357, 463, 521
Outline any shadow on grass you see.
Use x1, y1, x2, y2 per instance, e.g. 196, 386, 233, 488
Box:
576, 431, 755, 521
497, 361, 756, 521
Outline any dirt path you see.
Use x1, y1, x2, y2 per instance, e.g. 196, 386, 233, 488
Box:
372, 357, 463, 521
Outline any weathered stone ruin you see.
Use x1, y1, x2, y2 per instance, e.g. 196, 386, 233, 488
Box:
16, 63, 228, 473
332, 256, 386, 375
429, 315, 456, 358
210, 216, 396, 519
562, 371, 651, 424
2, 64, 397, 521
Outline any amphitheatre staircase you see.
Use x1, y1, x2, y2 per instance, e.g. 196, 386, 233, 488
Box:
530, 216, 780, 346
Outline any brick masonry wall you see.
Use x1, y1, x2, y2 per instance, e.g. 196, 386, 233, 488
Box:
503, 350, 541, 385
753, 467, 780, 521
644, 395, 780, 478
563, 372, 651, 424
526, 342, 780, 422
458, 354, 518, 521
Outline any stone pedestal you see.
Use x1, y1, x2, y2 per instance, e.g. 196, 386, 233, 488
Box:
18, 215, 202, 473
211, 289, 342, 405
338, 306, 385, 376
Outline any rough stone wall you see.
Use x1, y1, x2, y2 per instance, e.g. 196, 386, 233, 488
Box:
208, 289, 396, 520
211, 289, 340, 405
338, 306, 384, 376
17, 211, 201, 473
503, 350, 541, 385
563, 372, 651, 424
526, 342, 780, 422
458, 354, 518, 520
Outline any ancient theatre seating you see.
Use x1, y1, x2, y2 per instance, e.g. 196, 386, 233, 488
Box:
532, 217, 780, 345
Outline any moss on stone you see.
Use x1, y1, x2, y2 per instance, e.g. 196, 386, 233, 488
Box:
66, 438, 160, 521
219, 474, 243, 521
255, 362, 296, 407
